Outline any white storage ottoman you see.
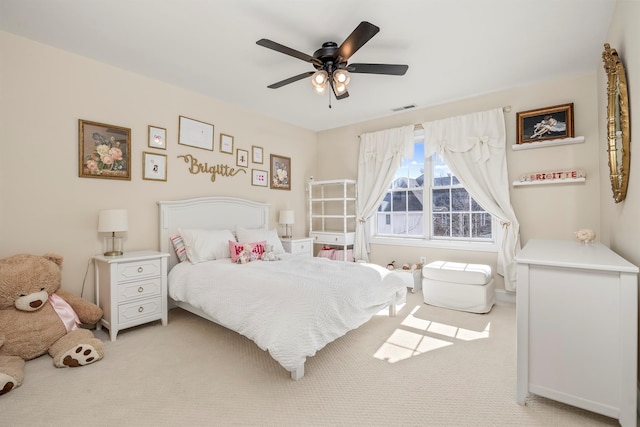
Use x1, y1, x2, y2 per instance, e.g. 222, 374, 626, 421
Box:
422, 261, 495, 313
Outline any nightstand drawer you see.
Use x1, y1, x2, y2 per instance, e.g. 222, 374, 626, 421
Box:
117, 259, 162, 282
118, 297, 162, 324
290, 240, 312, 256
117, 278, 161, 302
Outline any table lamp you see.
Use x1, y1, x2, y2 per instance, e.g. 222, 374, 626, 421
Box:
279, 210, 294, 239
98, 209, 128, 256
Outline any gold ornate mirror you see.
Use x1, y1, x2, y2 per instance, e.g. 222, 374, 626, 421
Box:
602, 43, 631, 203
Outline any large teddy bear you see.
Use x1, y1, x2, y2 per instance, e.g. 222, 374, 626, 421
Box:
0, 253, 105, 396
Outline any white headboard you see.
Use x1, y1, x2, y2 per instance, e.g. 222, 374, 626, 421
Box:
158, 197, 269, 270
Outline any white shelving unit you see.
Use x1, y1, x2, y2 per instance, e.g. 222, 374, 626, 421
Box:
308, 179, 356, 261
512, 136, 585, 151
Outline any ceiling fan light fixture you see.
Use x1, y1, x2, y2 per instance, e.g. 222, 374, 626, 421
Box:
313, 84, 327, 95
333, 69, 350, 85
311, 70, 328, 88
333, 81, 347, 95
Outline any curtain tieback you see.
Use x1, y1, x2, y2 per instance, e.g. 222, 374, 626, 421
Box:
500, 221, 511, 229
358, 218, 367, 224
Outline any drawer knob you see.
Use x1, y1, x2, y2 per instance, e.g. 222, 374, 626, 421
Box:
138, 287, 144, 293
138, 306, 144, 313
334, 237, 338, 241
138, 267, 143, 273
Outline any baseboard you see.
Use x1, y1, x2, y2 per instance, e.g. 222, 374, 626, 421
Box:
496, 289, 516, 304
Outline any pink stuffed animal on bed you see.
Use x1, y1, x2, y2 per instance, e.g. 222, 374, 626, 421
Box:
237, 244, 258, 264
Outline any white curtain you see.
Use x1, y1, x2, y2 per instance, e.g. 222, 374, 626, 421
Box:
354, 125, 415, 261
422, 108, 521, 291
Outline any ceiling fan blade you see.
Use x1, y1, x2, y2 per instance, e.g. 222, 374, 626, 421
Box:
336, 21, 380, 62
267, 71, 314, 89
257, 39, 322, 67
347, 63, 408, 75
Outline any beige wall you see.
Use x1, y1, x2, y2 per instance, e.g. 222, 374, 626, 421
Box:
602, 0, 640, 382
0, 31, 316, 301
316, 73, 601, 292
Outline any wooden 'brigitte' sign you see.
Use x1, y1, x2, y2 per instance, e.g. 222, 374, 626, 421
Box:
178, 154, 246, 182
519, 169, 585, 183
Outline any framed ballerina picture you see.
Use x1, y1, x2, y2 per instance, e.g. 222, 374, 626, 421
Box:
516, 103, 574, 145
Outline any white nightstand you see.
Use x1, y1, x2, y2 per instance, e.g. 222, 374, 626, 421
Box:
93, 250, 169, 341
280, 237, 313, 257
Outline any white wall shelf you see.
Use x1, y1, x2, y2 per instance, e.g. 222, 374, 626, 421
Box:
512, 136, 585, 151
513, 177, 585, 187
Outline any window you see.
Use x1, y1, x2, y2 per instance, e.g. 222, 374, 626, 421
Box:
372, 135, 497, 251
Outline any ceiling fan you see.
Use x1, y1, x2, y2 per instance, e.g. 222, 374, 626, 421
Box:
256, 21, 408, 101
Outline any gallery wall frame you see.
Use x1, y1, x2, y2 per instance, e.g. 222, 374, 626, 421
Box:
78, 119, 131, 180
220, 133, 234, 154
516, 103, 574, 145
148, 125, 167, 150
270, 154, 291, 190
178, 115, 214, 151
252, 145, 264, 164
142, 152, 167, 181
252, 169, 268, 187
236, 148, 249, 167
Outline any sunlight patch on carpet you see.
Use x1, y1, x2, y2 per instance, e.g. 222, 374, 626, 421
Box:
374, 305, 491, 363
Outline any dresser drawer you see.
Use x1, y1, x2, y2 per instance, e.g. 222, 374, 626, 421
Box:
118, 297, 162, 324
117, 258, 162, 282
117, 278, 161, 303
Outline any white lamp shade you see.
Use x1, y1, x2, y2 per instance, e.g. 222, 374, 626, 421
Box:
98, 209, 128, 232
279, 210, 295, 225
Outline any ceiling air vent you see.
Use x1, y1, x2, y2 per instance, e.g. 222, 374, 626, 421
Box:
392, 104, 416, 112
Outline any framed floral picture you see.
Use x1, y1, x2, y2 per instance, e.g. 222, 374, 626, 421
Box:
252, 169, 268, 187
236, 148, 249, 167
270, 154, 291, 190
78, 119, 131, 180
142, 152, 167, 181
148, 125, 167, 150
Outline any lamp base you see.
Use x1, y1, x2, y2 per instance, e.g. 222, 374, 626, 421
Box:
103, 251, 123, 257
103, 236, 123, 257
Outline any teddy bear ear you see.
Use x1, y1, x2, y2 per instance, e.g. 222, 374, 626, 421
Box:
43, 253, 64, 267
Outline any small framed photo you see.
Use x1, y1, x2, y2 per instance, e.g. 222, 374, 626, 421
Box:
142, 152, 167, 181
78, 119, 131, 180
252, 169, 268, 187
270, 154, 291, 190
236, 149, 249, 167
148, 125, 167, 150
252, 145, 264, 164
516, 103, 574, 145
220, 133, 234, 154
178, 116, 214, 151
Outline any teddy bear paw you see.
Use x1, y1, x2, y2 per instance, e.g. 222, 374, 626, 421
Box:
0, 373, 18, 396
60, 344, 103, 367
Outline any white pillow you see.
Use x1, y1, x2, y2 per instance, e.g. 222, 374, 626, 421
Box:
235, 226, 285, 254
178, 228, 235, 263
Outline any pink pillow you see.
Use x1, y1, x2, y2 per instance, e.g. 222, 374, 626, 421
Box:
229, 240, 266, 262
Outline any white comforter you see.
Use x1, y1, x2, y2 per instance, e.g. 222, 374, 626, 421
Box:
168, 255, 407, 373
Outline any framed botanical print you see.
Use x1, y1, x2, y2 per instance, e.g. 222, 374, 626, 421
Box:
270, 154, 291, 190
78, 119, 131, 180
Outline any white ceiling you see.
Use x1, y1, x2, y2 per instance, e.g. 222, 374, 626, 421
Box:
0, 0, 615, 132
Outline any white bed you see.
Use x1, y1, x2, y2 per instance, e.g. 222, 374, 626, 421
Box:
158, 197, 406, 380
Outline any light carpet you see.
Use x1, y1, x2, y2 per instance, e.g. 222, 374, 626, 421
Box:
1, 291, 622, 426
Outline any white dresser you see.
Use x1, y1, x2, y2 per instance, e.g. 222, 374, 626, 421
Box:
515, 239, 638, 426
94, 250, 169, 341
